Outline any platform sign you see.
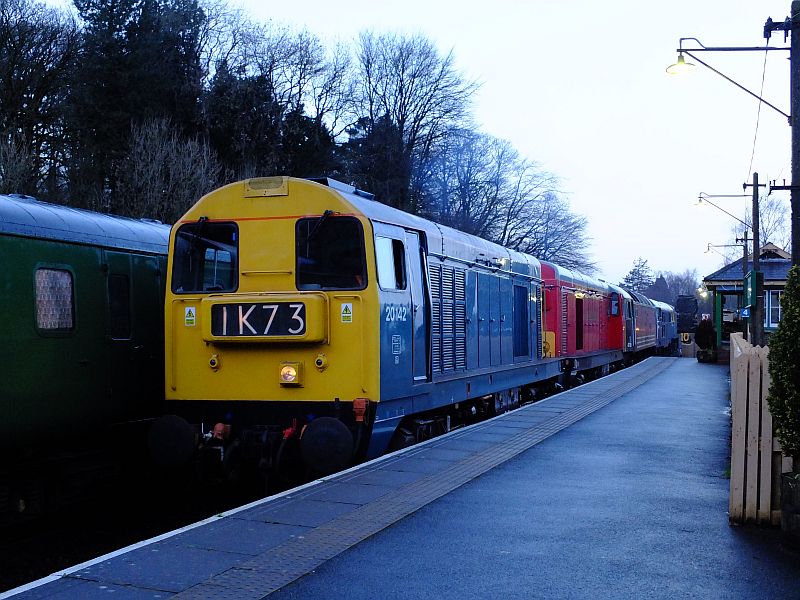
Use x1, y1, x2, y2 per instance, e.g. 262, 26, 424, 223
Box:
740, 307, 751, 318
743, 270, 763, 309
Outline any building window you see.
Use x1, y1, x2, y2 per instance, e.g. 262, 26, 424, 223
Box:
767, 290, 783, 327
35, 268, 74, 331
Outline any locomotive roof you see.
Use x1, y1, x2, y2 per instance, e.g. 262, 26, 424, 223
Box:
651, 299, 676, 313
540, 260, 619, 295
310, 178, 541, 280
0, 194, 170, 254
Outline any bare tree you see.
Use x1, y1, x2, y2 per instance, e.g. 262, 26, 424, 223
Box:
116, 119, 223, 223
353, 31, 477, 212
508, 191, 596, 273
723, 193, 791, 262
196, 0, 249, 84
0, 0, 78, 197
663, 269, 700, 301
0, 133, 32, 194
424, 130, 515, 237
422, 128, 595, 272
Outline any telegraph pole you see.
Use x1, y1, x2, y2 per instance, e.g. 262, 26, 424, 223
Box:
743, 173, 764, 345
737, 229, 750, 341
765, 3, 800, 265
792, 1, 800, 265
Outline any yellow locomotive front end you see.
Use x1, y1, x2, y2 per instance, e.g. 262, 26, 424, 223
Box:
157, 177, 380, 478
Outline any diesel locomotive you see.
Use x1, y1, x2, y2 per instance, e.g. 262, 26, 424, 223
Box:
154, 176, 677, 479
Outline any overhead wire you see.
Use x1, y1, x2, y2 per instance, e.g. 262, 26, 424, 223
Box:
744, 46, 770, 184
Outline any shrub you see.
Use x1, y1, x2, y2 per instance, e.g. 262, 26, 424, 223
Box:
768, 265, 800, 463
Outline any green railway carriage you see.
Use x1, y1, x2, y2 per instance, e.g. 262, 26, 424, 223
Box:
0, 194, 169, 455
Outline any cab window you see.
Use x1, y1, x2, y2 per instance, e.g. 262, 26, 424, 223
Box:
375, 236, 406, 290
296, 215, 366, 290
172, 221, 238, 293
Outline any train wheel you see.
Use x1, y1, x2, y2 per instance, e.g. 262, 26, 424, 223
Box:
300, 417, 354, 475
387, 426, 416, 452
148, 415, 195, 470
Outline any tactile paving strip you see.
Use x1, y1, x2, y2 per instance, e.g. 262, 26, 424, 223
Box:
173, 358, 677, 599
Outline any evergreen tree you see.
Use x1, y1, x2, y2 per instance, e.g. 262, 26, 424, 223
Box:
768, 266, 800, 462
280, 107, 338, 178
67, 0, 205, 210
125, 0, 205, 134
340, 114, 408, 206
68, 0, 139, 208
205, 61, 283, 178
621, 258, 654, 294
646, 275, 671, 303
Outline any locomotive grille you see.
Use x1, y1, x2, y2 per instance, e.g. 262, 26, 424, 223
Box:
455, 269, 466, 301
443, 338, 455, 370
455, 302, 467, 369
430, 266, 441, 297
536, 285, 543, 359
443, 304, 455, 335
443, 268, 454, 300
431, 337, 441, 372
429, 264, 466, 374
453, 269, 467, 370
561, 290, 568, 355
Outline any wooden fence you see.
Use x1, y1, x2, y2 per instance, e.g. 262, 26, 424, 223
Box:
728, 333, 793, 524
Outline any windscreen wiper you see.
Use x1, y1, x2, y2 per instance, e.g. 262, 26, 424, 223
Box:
307, 209, 335, 242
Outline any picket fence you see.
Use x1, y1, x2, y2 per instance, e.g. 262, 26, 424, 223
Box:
728, 333, 793, 524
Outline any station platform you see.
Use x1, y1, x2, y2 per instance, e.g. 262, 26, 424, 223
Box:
6, 357, 800, 599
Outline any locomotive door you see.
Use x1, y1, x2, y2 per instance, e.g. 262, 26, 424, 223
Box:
373, 222, 416, 392
477, 273, 491, 368
624, 298, 635, 350
405, 230, 429, 382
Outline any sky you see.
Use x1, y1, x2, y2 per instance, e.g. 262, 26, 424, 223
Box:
44, 0, 794, 284
233, 0, 793, 284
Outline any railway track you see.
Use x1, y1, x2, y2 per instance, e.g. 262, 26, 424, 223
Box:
0, 461, 265, 593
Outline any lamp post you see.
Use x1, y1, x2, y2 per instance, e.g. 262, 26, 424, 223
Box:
706, 238, 749, 281
669, 4, 800, 267
695, 192, 757, 342
696, 193, 750, 229
743, 174, 766, 345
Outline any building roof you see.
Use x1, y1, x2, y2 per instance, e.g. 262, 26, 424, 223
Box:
703, 244, 792, 287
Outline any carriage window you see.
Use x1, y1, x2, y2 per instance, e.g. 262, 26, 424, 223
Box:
108, 274, 131, 339
35, 268, 74, 331
296, 216, 366, 290
172, 221, 238, 293
375, 236, 406, 290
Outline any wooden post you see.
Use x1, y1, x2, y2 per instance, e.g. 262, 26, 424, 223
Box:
745, 343, 762, 521
729, 334, 748, 521
758, 347, 773, 523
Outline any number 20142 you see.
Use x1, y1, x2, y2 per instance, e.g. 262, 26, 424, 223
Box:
385, 305, 408, 322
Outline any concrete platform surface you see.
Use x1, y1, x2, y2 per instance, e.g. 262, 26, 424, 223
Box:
6, 358, 799, 599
